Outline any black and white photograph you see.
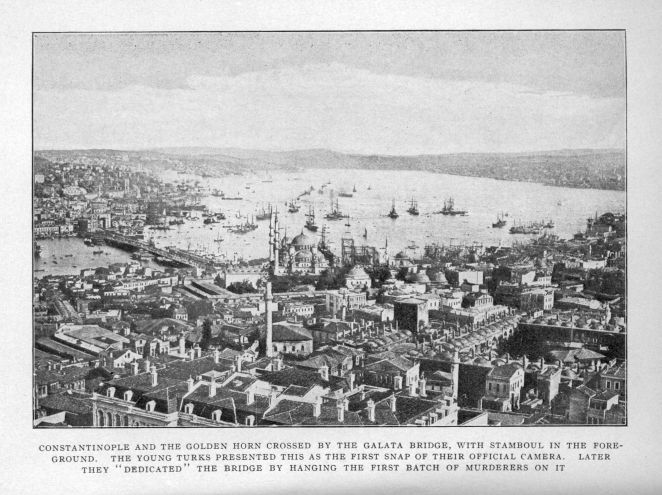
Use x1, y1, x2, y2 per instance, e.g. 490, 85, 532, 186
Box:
32, 30, 627, 429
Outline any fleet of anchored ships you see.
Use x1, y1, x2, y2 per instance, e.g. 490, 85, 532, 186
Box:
33, 180, 556, 261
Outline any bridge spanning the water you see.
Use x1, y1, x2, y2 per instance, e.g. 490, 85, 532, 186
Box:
101, 231, 218, 269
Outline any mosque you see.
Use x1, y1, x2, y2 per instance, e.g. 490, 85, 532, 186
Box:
269, 211, 330, 276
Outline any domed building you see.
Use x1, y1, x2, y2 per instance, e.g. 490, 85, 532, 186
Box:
345, 265, 371, 290
269, 214, 329, 275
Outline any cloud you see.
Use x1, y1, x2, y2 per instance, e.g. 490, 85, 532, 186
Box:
34, 63, 625, 153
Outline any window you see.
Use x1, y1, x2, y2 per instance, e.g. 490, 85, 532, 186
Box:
184, 403, 194, 414
145, 400, 156, 412
123, 391, 133, 401
606, 381, 611, 389
212, 409, 222, 422
106, 387, 116, 398
615, 382, 620, 390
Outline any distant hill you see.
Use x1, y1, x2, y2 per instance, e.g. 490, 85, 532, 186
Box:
36, 147, 626, 191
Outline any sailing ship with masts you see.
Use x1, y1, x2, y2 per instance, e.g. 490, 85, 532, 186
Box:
255, 204, 272, 221
287, 200, 301, 213
492, 212, 507, 228
407, 198, 420, 216
325, 198, 347, 221
387, 199, 399, 219
305, 206, 319, 232
438, 197, 468, 216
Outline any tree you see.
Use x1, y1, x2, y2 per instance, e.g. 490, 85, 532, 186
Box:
227, 280, 258, 294
200, 319, 212, 351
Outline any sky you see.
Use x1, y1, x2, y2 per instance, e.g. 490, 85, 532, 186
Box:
33, 31, 626, 154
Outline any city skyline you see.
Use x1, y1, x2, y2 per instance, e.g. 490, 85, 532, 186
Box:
34, 31, 625, 154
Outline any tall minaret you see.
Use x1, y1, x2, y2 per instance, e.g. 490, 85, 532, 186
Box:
268, 212, 275, 263
265, 282, 274, 357
273, 211, 280, 273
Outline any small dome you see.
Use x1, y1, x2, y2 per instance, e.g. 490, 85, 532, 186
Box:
413, 272, 431, 284
346, 265, 369, 279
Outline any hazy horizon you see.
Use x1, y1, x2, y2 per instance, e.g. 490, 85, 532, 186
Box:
34, 32, 625, 154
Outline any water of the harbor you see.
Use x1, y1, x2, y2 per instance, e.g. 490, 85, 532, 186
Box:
34, 169, 625, 277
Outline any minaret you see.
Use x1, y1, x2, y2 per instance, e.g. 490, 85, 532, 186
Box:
268, 212, 275, 263
273, 211, 280, 273
451, 350, 460, 400
265, 282, 274, 357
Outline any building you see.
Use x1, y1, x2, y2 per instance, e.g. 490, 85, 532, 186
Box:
481, 363, 524, 412
270, 323, 314, 357
393, 298, 429, 333
344, 265, 372, 290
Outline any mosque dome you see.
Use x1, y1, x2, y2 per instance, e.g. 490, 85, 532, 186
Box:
291, 231, 315, 248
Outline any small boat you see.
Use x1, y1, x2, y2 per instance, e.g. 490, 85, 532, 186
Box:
363, 227, 368, 239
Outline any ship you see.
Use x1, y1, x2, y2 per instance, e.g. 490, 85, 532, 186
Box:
83, 237, 93, 246
287, 200, 301, 213
92, 249, 104, 255
353, 184, 357, 193
438, 197, 468, 216
407, 198, 420, 216
203, 217, 219, 225
338, 190, 353, 198
305, 207, 319, 232
255, 205, 272, 221
543, 219, 555, 229
168, 218, 184, 225
33, 242, 42, 257
492, 212, 507, 228
509, 220, 542, 235
211, 189, 224, 197
387, 200, 399, 219
325, 199, 346, 221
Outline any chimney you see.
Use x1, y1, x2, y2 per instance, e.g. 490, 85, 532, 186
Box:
348, 372, 355, 390
274, 357, 283, 371
419, 377, 427, 397
179, 335, 186, 355
265, 282, 274, 358
131, 361, 139, 375
188, 348, 195, 361
194, 345, 201, 359
341, 303, 347, 321
313, 397, 322, 418
208, 378, 216, 398
408, 379, 417, 397
150, 365, 158, 387
214, 348, 220, 364
367, 399, 376, 422
246, 388, 254, 405
539, 357, 545, 369
320, 365, 329, 381
390, 395, 397, 413
269, 389, 278, 407
143, 358, 151, 372
336, 400, 345, 423
234, 355, 242, 373
523, 355, 528, 370
187, 376, 194, 393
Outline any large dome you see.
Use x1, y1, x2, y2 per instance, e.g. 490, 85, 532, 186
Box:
291, 231, 315, 247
